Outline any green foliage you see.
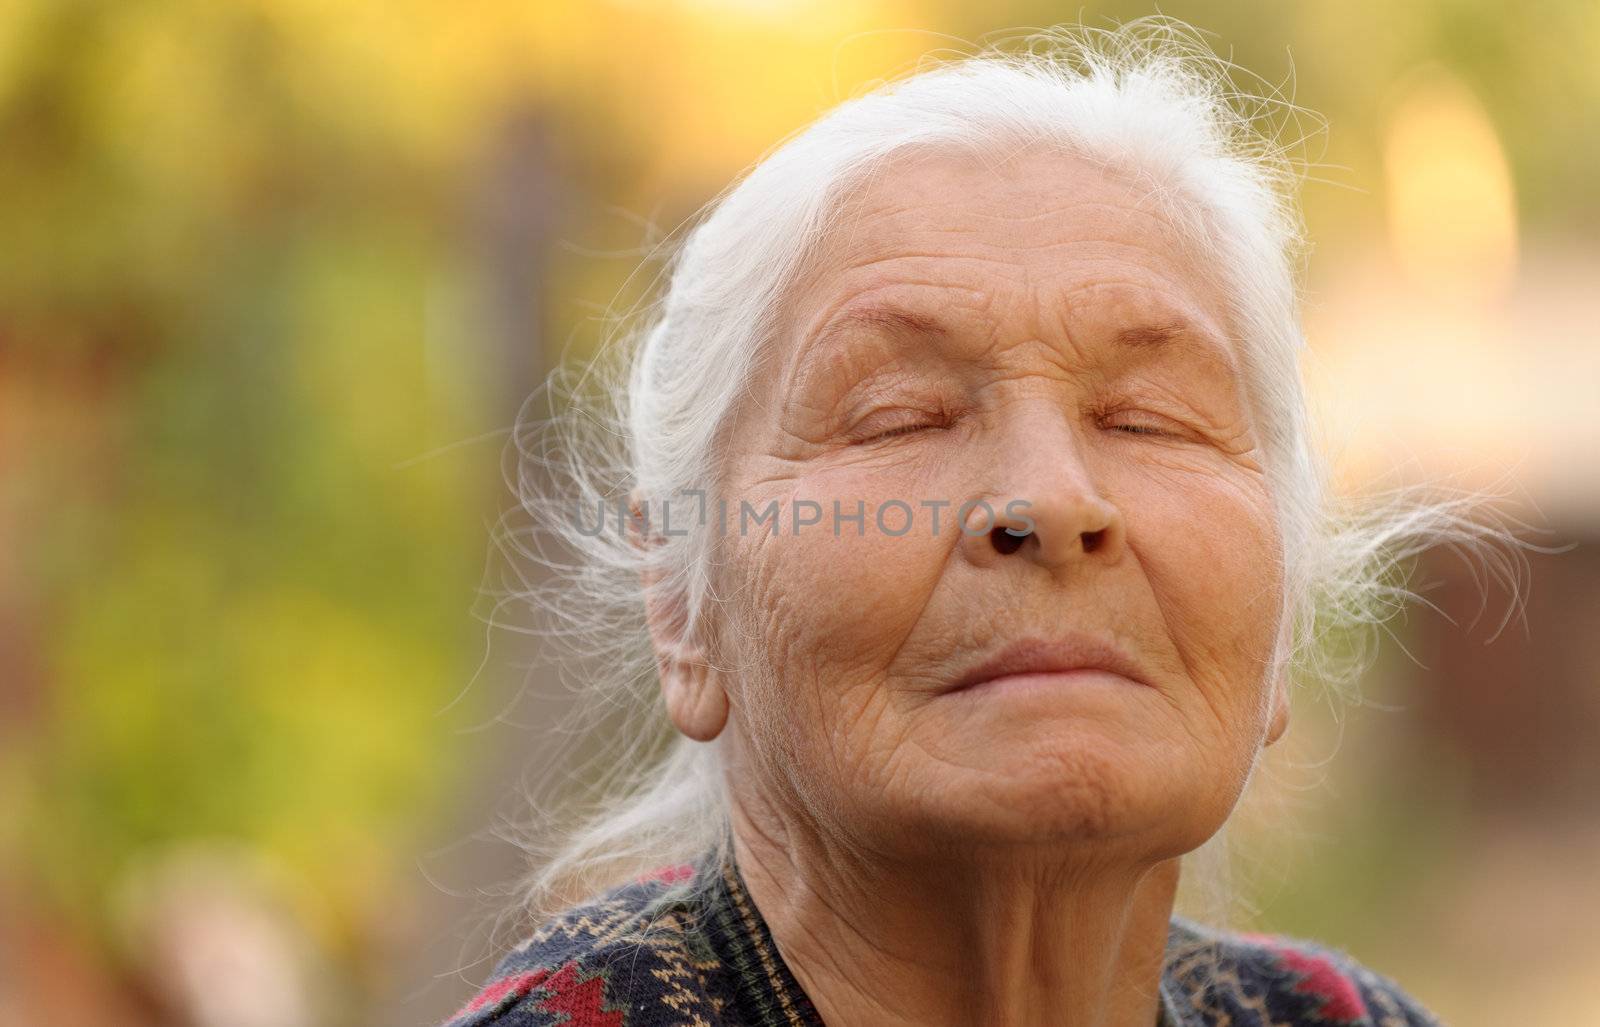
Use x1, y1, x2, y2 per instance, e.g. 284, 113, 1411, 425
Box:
3, 0, 493, 947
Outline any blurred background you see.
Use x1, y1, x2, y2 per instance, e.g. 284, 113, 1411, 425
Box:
1, 2, 1596, 1024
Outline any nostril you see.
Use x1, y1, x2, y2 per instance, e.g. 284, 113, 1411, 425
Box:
1081, 529, 1104, 554
990, 525, 1028, 556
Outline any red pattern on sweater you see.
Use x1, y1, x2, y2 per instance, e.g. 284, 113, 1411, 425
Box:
452, 959, 624, 1026
1242, 932, 1368, 1023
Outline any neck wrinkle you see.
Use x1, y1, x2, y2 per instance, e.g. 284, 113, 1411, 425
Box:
718, 793, 1188, 1027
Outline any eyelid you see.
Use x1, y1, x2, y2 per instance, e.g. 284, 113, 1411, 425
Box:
848, 405, 951, 444
1096, 406, 1188, 437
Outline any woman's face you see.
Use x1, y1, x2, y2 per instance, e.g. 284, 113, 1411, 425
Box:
697, 147, 1288, 862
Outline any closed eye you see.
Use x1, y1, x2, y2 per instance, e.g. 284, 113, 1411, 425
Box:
848, 401, 958, 445
858, 420, 942, 444
874, 424, 927, 441
1098, 409, 1186, 438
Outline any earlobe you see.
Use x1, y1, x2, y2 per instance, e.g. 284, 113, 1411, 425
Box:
638, 548, 728, 743
1262, 615, 1293, 747
1264, 677, 1291, 746
659, 656, 729, 742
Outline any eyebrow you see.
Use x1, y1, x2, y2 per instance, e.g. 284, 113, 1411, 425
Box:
812, 305, 948, 347
1112, 318, 1240, 377
806, 302, 1237, 376
1114, 321, 1189, 348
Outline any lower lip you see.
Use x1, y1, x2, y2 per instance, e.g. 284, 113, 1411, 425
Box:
951, 669, 1145, 697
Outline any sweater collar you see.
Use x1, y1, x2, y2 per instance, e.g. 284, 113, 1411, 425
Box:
692, 845, 1198, 1027
696, 846, 827, 1027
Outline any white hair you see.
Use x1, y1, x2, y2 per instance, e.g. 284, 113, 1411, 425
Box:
489, 18, 1533, 931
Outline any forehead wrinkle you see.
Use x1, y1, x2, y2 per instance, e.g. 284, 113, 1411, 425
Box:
778, 168, 1244, 404
806, 243, 1239, 389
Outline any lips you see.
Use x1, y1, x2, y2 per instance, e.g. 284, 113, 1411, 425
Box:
949, 634, 1152, 693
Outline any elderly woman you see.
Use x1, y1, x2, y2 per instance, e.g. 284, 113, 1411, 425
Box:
444, 23, 1496, 1027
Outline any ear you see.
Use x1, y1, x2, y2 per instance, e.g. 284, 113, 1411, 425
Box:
633, 497, 728, 742
1264, 673, 1291, 747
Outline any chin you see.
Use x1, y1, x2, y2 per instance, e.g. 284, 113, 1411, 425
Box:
894, 742, 1233, 860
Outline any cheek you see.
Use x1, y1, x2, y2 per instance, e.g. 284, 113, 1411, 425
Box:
745, 463, 951, 637
716, 464, 952, 739
1120, 463, 1283, 730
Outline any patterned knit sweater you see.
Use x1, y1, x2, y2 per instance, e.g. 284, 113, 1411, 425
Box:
442, 847, 1444, 1027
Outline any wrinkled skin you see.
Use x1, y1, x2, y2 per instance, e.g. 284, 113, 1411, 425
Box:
647, 146, 1292, 1026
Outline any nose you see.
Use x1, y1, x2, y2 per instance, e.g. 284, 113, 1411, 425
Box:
957, 415, 1126, 571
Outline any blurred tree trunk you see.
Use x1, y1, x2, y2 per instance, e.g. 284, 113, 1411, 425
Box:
374, 99, 574, 1027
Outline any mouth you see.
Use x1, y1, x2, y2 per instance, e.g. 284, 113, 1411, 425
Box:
948, 634, 1153, 695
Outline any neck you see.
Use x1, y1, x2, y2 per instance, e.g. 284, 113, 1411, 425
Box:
727, 786, 1181, 1027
